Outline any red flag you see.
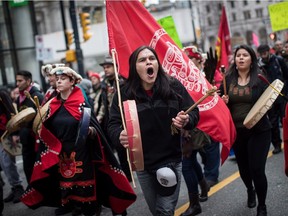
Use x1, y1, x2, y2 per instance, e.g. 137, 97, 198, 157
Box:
215, 6, 231, 70
106, 0, 236, 163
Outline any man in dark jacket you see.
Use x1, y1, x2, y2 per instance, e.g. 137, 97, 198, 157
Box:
257, 44, 288, 154
16, 70, 43, 182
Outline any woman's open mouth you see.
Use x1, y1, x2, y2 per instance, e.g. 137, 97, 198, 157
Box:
147, 67, 154, 76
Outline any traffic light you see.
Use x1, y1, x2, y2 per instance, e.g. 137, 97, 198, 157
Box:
79, 12, 92, 42
269, 33, 277, 41
65, 49, 76, 62
66, 31, 74, 47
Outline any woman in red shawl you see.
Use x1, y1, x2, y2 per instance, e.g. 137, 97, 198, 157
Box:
21, 67, 136, 216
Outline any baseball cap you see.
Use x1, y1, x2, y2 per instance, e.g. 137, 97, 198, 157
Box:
99, 56, 113, 66
156, 167, 178, 196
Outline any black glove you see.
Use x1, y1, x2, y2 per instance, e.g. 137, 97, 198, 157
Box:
204, 47, 218, 84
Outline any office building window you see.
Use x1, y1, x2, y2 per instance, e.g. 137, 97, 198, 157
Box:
92, 7, 104, 23
207, 17, 212, 26
206, 5, 210, 13
232, 13, 237, 22
244, 10, 251, 20
256, 8, 263, 18
218, 3, 222, 11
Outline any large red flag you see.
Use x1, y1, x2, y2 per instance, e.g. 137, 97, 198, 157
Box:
215, 6, 231, 70
106, 0, 236, 163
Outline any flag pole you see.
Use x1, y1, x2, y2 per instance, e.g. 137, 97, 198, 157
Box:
111, 49, 136, 188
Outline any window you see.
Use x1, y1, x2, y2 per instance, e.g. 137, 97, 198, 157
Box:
243, 10, 251, 20
206, 5, 210, 13
218, 3, 222, 11
243, 0, 248, 6
256, 8, 263, 18
232, 13, 237, 22
207, 17, 212, 26
92, 7, 104, 24
230, 1, 235, 8
256, 0, 260, 3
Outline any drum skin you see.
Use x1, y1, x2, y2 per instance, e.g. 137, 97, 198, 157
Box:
123, 100, 144, 171
1, 131, 22, 156
32, 98, 53, 134
243, 79, 284, 129
6, 107, 36, 134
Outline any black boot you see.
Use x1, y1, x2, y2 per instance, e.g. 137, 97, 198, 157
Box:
180, 193, 202, 216
257, 205, 267, 216
12, 185, 24, 203
247, 188, 256, 208
199, 178, 210, 202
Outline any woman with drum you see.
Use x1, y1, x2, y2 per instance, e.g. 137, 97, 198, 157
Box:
108, 46, 200, 216
220, 45, 271, 216
21, 67, 136, 216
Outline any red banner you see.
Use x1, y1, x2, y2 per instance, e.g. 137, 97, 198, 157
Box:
215, 6, 231, 70
106, 0, 236, 163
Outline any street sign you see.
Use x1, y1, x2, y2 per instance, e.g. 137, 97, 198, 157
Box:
36, 48, 53, 61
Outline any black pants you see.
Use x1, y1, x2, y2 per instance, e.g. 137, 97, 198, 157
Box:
20, 128, 36, 183
233, 127, 271, 206
268, 102, 283, 149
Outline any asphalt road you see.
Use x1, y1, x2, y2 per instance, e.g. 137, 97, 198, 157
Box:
2, 145, 288, 216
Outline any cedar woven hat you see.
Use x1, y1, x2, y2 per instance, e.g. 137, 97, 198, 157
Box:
99, 56, 114, 66
156, 167, 178, 196
50, 66, 82, 84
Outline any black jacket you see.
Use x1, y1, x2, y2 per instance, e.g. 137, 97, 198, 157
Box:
108, 77, 199, 170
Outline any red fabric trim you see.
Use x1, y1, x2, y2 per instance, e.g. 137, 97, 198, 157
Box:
60, 180, 95, 188
21, 187, 43, 207
98, 164, 134, 195
109, 196, 135, 214
62, 195, 96, 204
49, 86, 84, 121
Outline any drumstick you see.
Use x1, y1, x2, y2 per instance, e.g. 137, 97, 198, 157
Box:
220, 65, 227, 96
24, 91, 37, 106
33, 96, 43, 124
171, 86, 217, 135
258, 74, 288, 101
111, 49, 136, 188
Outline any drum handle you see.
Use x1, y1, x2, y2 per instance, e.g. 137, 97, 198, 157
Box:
34, 96, 43, 124
220, 65, 227, 96
24, 91, 37, 106
258, 74, 288, 102
171, 86, 217, 135
111, 49, 136, 188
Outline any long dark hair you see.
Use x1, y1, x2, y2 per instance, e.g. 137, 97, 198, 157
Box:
227, 44, 261, 87
125, 45, 173, 100
0, 89, 16, 119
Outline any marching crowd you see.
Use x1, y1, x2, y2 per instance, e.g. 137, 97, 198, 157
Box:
0, 39, 288, 216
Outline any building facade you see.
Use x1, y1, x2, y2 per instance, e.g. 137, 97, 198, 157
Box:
0, 0, 287, 88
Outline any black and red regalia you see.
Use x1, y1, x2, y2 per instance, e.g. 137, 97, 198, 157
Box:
21, 86, 136, 214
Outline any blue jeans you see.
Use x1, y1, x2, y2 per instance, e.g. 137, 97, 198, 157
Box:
0, 144, 22, 187
136, 162, 182, 216
182, 151, 203, 194
199, 140, 220, 182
